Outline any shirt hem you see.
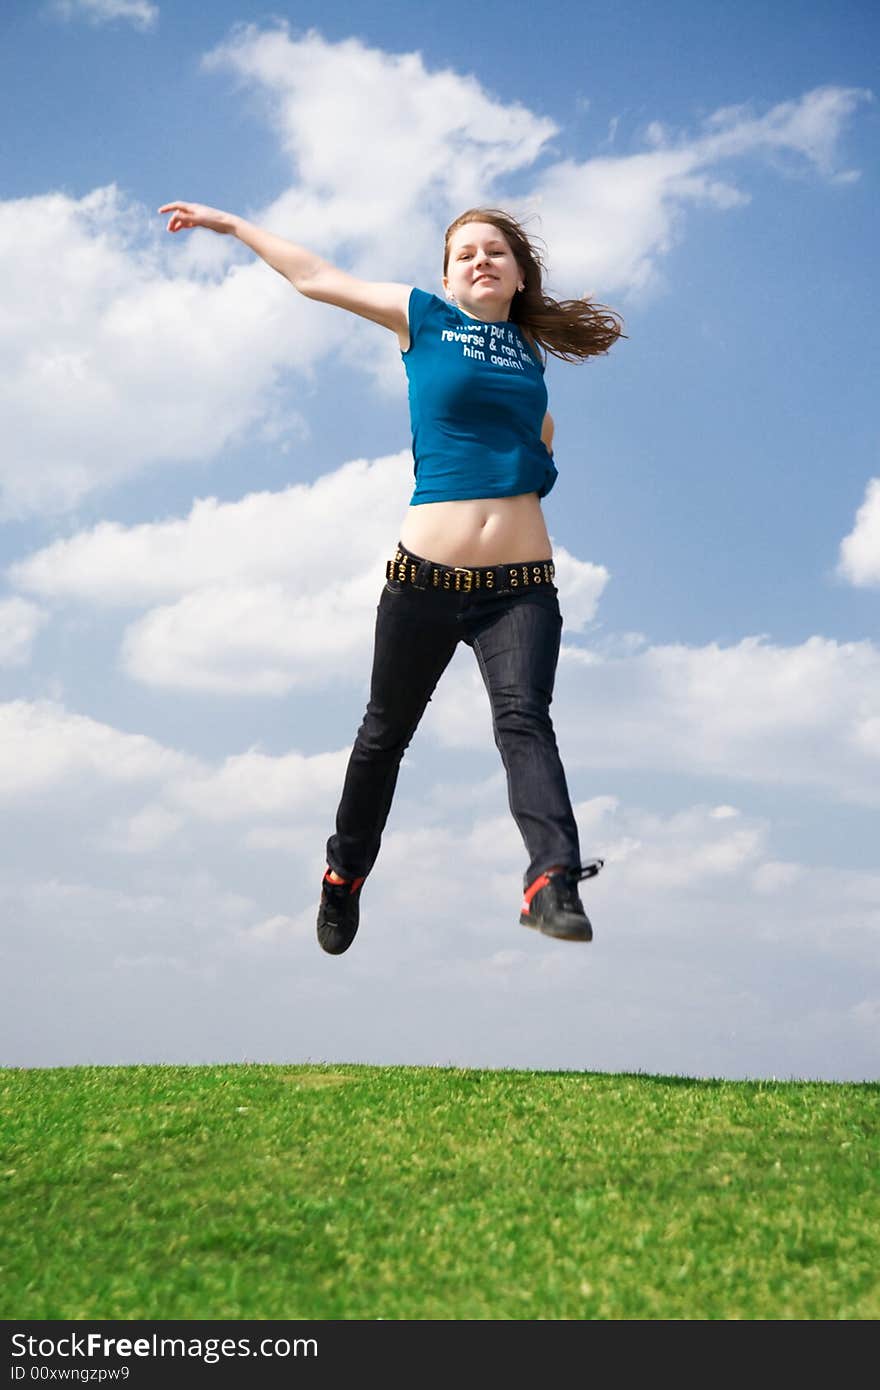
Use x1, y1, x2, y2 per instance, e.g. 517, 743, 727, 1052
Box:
408, 488, 548, 506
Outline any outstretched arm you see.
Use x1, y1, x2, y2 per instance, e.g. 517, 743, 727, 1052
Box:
158, 202, 410, 339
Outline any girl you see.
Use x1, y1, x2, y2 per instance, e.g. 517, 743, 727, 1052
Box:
158, 200, 624, 954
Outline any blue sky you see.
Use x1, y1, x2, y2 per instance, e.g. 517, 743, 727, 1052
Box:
0, 0, 878, 1078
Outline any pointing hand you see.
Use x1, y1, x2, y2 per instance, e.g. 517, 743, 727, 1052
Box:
158, 201, 235, 235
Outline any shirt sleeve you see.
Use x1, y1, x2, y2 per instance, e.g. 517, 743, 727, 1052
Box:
406, 287, 438, 351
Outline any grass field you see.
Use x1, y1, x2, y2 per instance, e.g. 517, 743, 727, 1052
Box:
1, 1064, 877, 1320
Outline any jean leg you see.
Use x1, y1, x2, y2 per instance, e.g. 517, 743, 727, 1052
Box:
467, 590, 581, 889
326, 585, 460, 879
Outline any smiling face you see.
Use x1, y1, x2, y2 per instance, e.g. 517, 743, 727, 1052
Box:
442, 221, 523, 322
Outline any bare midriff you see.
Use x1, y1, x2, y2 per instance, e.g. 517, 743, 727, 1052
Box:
397, 491, 553, 568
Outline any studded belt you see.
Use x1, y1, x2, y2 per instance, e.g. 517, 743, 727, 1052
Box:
386, 544, 555, 594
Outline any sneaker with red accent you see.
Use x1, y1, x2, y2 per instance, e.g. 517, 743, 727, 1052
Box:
317, 869, 367, 955
520, 859, 604, 941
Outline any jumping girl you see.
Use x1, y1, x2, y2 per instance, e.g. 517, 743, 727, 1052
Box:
158, 200, 624, 954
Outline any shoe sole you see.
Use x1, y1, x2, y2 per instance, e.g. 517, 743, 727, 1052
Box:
520, 912, 593, 942
318, 933, 357, 956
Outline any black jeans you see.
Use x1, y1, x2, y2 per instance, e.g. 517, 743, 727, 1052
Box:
326, 545, 582, 891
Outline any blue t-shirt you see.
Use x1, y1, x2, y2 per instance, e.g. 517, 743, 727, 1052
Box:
401, 288, 558, 506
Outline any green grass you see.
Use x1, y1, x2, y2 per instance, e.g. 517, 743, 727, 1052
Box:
1, 1064, 878, 1319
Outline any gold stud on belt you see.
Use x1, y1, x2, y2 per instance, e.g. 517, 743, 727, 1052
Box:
387, 554, 554, 590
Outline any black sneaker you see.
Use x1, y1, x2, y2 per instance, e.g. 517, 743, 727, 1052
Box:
520, 859, 604, 942
317, 869, 366, 955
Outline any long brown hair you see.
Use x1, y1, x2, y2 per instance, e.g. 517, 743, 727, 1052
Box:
443, 207, 625, 365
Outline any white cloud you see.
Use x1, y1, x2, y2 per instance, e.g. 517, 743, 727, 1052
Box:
430, 631, 880, 807
245, 913, 304, 945
0, 24, 868, 518
0, 697, 352, 846
10, 462, 880, 810
752, 860, 804, 894
550, 551, 608, 628
121, 582, 361, 695
11, 455, 410, 607
3, 870, 257, 973
529, 85, 871, 296
1, 705, 878, 1076
838, 477, 880, 587
3, 783, 873, 1073
0, 598, 47, 667
90, 545, 602, 693
200, 24, 557, 263
0, 699, 194, 799
169, 747, 349, 823
573, 796, 765, 892
11, 457, 606, 693
10, 466, 880, 809
101, 803, 184, 854
203, 28, 869, 306
244, 827, 306, 852
0, 185, 323, 518
48, 0, 158, 29
696, 85, 870, 180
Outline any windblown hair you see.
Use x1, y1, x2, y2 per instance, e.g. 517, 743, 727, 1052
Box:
443, 207, 625, 365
